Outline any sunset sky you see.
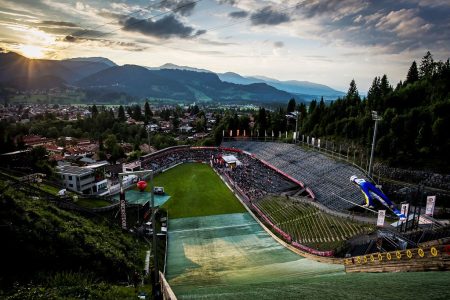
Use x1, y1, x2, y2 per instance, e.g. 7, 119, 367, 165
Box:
0, 0, 449, 91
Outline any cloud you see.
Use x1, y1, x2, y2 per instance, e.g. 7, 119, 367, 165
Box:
60, 35, 144, 51
64, 35, 77, 42
291, 0, 450, 54
297, 0, 369, 21
375, 9, 432, 38
229, 10, 248, 19
217, 0, 237, 5
120, 15, 204, 39
68, 29, 109, 39
40, 20, 78, 27
274, 41, 284, 48
158, 0, 198, 16
251, 6, 290, 26
195, 29, 207, 36
98, 11, 126, 20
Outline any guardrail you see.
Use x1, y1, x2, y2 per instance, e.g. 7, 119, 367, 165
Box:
159, 271, 177, 300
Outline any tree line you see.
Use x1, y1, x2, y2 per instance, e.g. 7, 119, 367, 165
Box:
214, 52, 450, 172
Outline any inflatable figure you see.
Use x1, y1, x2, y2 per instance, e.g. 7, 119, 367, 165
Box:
350, 175, 406, 220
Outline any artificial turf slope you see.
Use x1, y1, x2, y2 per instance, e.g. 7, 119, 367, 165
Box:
156, 163, 245, 218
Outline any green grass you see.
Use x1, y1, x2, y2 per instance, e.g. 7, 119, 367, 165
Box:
31, 183, 61, 195
75, 198, 113, 208
173, 271, 450, 300
154, 163, 246, 218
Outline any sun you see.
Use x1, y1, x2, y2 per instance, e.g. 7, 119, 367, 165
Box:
18, 45, 45, 59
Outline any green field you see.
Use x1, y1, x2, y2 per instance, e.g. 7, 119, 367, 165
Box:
155, 163, 246, 218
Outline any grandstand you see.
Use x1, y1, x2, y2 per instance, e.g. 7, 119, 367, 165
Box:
139, 146, 304, 202
221, 141, 369, 212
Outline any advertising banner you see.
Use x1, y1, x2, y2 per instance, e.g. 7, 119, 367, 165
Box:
120, 189, 127, 230
377, 210, 386, 227
425, 196, 436, 216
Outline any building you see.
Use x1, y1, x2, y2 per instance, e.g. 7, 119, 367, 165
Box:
123, 161, 141, 173
57, 165, 95, 194
57, 164, 108, 195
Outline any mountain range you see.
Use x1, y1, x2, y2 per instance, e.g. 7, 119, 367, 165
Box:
0, 51, 344, 103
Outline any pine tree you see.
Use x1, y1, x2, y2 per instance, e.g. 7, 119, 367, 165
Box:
406, 61, 419, 84
367, 76, 381, 109
380, 74, 392, 97
118, 105, 126, 121
132, 105, 142, 121
287, 98, 296, 113
91, 105, 98, 118
144, 101, 153, 122
419, 51, 435, 79
346, 79, 360, 105
257, 107, 267, 133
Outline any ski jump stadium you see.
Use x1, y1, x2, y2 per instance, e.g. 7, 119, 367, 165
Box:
133, 140, 450, 299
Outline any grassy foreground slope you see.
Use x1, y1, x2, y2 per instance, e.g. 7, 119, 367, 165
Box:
0, 180, 148, 299
157, 163, 245, 218
174, 271, 450, 300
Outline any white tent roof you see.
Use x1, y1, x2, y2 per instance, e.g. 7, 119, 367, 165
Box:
222, 155, 238, 164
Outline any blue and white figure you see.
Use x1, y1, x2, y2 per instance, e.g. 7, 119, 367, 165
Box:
350, 176, 406, 220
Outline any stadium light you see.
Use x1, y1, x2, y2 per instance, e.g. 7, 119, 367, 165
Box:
286, 111, 300, 143
368, 111, 382, 178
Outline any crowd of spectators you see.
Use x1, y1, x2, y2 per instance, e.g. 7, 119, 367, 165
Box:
138, 146, 299, 202
220, 154, 297, 202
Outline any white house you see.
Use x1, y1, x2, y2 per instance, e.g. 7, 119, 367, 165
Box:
57, 165, 95, 194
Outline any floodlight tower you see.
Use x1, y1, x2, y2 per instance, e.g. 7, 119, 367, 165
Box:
286, 111, 299, 143
368, 111, 382, 178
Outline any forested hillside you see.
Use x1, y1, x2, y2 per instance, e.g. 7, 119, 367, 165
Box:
303, 52, 449, 170
0, 180, 146, 298
216, 52, 450, 172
